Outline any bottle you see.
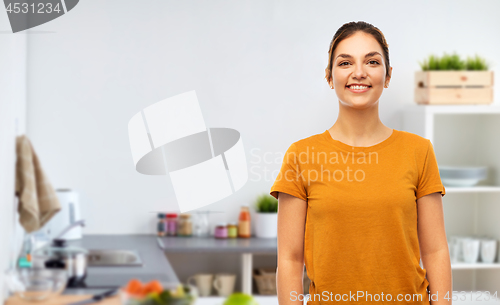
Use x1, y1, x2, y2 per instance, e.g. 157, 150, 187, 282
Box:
157, 213, 166, 236
18, 233, 33, 268
238, 206, 251, 238
178, 214, 193, 237
214, 223, 228, 239
165, 213, 178, 236
227, 222, 238, 238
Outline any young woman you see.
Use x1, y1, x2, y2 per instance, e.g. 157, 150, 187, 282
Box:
270, 21, 452, 305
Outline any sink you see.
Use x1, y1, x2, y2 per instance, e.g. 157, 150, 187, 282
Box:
86, 249, 143, 267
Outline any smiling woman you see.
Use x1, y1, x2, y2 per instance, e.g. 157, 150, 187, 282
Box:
271, 21, 451, 305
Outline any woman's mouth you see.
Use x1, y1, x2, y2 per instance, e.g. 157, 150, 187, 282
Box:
346, 85, 371, 93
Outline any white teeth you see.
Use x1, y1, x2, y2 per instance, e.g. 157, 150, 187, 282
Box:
349, 85, 369, 90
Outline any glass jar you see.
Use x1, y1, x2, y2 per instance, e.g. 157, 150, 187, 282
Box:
192, 211, 210, 237
177, 214, 193, 237
157, 213, 166, 237
227, 222, 238, 238
214, 223, 228, 239
165, 213, 178, 236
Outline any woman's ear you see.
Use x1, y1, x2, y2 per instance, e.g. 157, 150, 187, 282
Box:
325, 68, 334, 89
384, 67, 393, 88
327, 78, 334, 89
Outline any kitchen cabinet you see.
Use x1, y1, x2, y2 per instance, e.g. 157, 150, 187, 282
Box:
403, 104, 500, 294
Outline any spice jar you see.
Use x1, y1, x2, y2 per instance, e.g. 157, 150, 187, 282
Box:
238, 206, 251, 238
214, 223, 228, 239
157, 213, 166, 237
165, 213, 178, 236
178, 214, 193, 237
227, 222, 238, 238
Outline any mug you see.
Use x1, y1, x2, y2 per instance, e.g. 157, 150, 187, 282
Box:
480, 239, 498, 264
452, 235, 474, 262
213, 273, 236, 297
462, 238, 480, 264
187, 273, 214, 297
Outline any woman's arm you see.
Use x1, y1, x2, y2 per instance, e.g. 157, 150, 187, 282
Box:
417, 192, 452, 305
276, 192, 308, 304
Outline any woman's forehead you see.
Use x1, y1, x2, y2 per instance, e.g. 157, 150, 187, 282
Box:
333, 32, 382, 59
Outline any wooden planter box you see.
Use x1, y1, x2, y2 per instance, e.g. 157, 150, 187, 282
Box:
415, 71, 494, 105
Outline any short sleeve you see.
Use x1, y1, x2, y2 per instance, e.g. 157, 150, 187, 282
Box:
416, 140, 446, 200
269, 143, 307, 201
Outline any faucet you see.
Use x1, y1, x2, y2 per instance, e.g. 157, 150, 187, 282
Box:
54, 219, 86, 240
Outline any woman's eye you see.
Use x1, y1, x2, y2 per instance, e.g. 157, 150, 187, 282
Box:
339, 61, 379, 66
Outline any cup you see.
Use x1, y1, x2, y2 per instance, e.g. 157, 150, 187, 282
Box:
454, 235, 474, 262
480, 239, 498, 264
187, 273, 214, 297
449, 235, 464, 263
462, 238, 481, 264
213, 273, 236, 297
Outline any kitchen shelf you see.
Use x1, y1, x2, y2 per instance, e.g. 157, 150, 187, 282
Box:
452, 263, 500, 270
405, 104, 500, 115
445, 186, 500, 193
157, 236, 276, 254
403, 104, 500, 293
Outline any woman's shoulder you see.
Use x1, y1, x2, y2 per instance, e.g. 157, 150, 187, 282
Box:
396, 130, 430, 144
395, 129, 433, 153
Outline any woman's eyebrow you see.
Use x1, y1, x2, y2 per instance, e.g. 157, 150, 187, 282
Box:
335, 51, 382, 60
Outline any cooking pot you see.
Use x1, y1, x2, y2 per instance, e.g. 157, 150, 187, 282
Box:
32, 220, 88, 288
32, 238, 88, 287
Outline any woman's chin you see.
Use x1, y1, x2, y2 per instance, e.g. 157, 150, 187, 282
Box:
341, 99, 378, 109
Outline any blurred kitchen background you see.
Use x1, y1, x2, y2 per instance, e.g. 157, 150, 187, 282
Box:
2, 0, 500, 304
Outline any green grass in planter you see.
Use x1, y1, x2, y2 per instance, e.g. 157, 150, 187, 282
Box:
254, 194, 278, 213
465, 54, 489, 70
419, 52, 489, 71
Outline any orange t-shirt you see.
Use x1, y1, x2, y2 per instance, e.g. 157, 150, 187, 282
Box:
270, 129, 446, 305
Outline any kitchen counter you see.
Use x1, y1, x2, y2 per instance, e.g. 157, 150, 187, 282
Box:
63, 235, 179, 295
60, 235, 277, 296
158, 236, 277, 254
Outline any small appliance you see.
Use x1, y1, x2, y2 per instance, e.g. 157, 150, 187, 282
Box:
40, 189, 82, 240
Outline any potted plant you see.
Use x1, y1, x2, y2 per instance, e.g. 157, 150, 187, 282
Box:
415, 52, 493, 105
253, 194, 278, 238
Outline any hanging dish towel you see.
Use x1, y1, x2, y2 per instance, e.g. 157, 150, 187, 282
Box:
15, 135, 60, 233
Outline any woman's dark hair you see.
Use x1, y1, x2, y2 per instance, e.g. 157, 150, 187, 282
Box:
325, 21, 390, 83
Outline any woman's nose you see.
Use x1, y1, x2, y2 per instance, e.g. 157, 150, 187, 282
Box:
353, 63, 367, 79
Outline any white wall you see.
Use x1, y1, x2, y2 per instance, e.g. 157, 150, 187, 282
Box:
0, 14, 27, 302
24, 0, 500, 234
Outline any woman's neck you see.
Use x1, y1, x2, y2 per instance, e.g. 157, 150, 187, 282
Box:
328, 101, 392, 147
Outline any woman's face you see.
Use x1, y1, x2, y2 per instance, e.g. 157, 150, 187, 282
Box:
328, 31, 392, 109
